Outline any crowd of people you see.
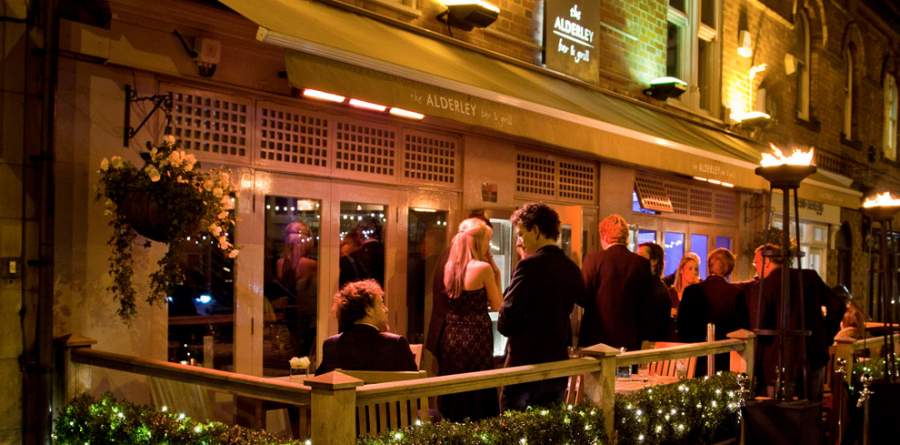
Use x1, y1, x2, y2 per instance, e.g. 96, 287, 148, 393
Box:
314, 202, 865, 421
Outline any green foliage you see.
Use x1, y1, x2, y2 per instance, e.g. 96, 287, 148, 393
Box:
96, 136, 237, 320
357, 404, 608, 445
54, 393, 302, 445
848, 355, 900, 397
614, 373, 741, 445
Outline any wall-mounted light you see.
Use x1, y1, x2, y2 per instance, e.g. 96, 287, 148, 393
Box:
737, 30, 753, 58
348, 98, 388, 112
643, 76, 688, 100
302, 88, 346, 103
437, 0, 500, 31
731, 110, 771, 128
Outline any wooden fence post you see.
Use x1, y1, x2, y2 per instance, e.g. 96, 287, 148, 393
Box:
579, 343, 621, 443
306, 371, 363, 444
53, 334, 97, 411
727, 329, 756, 384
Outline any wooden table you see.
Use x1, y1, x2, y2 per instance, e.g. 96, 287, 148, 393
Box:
615, 375, 680, 394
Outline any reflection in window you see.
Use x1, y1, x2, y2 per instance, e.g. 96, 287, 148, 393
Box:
168, 210, 235, 370
691, 234, 708, 279
407, 209, 448, 344
560, 225, 573, 258
637, 229, 657, 245
264, 196, 320, 376
663, 232, 685, 277
489, 219, 513, 291
339, 202, 387, 290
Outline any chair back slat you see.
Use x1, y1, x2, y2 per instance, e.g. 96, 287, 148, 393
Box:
641, 341, 697, 379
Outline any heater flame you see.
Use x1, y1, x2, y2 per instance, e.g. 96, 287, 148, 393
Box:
863, 192, 900, 208
759, 144, 815, 168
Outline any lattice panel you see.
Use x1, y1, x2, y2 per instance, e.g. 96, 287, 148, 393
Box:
516, 153, 556, 197
257, 102, 329, 168
403, 131, 457, 184
666, 182, 690, 215
559, 161, 595, 202
713, 191, 738, 220
334, 121, 396, 176
165, 86, 250, 159
690, 188, 714, 218
634, 176, 674, 212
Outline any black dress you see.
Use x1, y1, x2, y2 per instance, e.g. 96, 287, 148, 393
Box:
438, 288, 499, 422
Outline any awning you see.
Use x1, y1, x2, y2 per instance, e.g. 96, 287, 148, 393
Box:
220, 0, 862, 208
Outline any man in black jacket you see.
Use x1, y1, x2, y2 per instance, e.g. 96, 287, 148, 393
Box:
499, 203, 583, 410
578, 214, 653, 352
743, 244, 844, 400
677, 248, 749, 375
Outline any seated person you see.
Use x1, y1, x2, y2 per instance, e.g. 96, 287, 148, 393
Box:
316, 279, 417, 375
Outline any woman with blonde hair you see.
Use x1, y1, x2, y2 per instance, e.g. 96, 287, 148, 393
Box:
669, 253, 701, 317
438, 221, 501, 421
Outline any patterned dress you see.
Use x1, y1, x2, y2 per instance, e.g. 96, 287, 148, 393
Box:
438, 288, 499, 422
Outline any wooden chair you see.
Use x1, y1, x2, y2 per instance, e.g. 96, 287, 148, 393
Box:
641, 341, 697, 379
339, 369, 429, 437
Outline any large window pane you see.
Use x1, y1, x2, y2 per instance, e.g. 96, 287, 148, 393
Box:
691, 233, 709, 279
339, 202, 387, 289
489, 218, 513, 357
637, 229, 657, 245
406, 209, 448, 344
168, 224, 235, 370
263, 196, 320, 376
666, 23, 682, 79
715, 236, 732, 251
700, 0, 716, 28
670, 0, 686, 13
663, 232, 685, 277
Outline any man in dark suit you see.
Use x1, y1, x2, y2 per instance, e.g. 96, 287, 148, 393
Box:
677, 248, 749, 375
499, 203, 583, 410
578, 214, 653, 352
743, 244, 844, 400
316, 279, 417, 375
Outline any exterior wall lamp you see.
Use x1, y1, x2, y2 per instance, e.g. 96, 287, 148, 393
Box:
437, 0, 500, 31
643, 76, 688, 100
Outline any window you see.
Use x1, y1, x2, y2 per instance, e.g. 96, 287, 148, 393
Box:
663, 231, 685, 277
773, 217, 829, 280
843, 46, 854, 139
885, 73, 898, 161
667, 0, 721, 114
690, 233, 709, 279
795, 13, 811, 120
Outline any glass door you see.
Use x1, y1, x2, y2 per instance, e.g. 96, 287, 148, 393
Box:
406, 209, 449, 344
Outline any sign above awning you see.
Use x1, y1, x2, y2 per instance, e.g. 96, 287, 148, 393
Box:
219, 0, 862, 208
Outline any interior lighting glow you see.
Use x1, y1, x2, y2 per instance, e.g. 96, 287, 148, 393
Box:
412, 207, 437, 213
730, 110, 771, 123
302, 88, 345, 103
693, 176, 709, 182
707, 179, 722, 185
389, 107, 425, 120
721, 182, 734, 188
441, 0, 500, 13
349, 99, 387, 112
863, 192, 900, 208
760, 144, 815, 167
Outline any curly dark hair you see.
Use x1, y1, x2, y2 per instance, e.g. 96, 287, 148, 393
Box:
333, 279, 383, 332
638, 242, 664, 278
511, 203, 560, 241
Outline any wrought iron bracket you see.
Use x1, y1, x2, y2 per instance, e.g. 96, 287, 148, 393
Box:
123, 84, 173, 147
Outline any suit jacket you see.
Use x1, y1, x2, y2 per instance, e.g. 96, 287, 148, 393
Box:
338, 240, 386, 288
742, 268, 844, 390
677, 276, 749, 375
498, 245, 582, 367
578, 244, 654, 351
315, 324, 417, 375
643, 278, 674, 341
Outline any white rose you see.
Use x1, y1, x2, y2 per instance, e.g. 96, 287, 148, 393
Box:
203, 179, 214, 191
221, 195, 235, 210
218, 236, 231, 250
168, 151, 183, 168
289, 356, 310, 369
212, 187, 223, 198
145, 165, 161, 182
99, 158, 109, 171
209, 224, 222, 237
163, 135, 176, 146
184, 154, 197, 172
227, 249, 239, 259
217, 211, 229, 220
110, 156, 124, 169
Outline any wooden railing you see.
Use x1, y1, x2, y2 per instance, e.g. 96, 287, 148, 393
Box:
56, 330, 756, 444
833, 333, 900, 384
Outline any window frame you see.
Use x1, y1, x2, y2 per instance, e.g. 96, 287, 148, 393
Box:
884, 72, 898, 161
843, 46, 854, 140
666, 0, 722, 117
796, 12, 811, 121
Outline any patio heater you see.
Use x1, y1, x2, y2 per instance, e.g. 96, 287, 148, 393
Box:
754, 144, 816, 400
862, 192, 900, 382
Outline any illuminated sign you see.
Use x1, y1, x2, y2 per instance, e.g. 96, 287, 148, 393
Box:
543, 0, 599, 83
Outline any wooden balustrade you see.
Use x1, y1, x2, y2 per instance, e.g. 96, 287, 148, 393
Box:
833, 333, 900, 384
56, 331, 757, 444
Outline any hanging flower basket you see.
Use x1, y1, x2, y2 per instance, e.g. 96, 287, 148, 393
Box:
96, 136, 238, 320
